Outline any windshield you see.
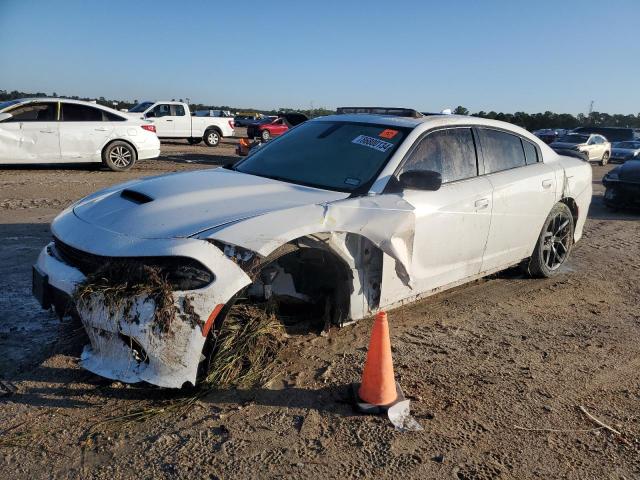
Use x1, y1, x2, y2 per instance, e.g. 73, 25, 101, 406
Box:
234, 121, 409, 192
0, 99, 22, 111
129, 102, 155, 113
557, 134, 589, 144
615, 141, 640, 149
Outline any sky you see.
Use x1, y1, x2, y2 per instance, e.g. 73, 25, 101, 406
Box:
1, 0, 639, 114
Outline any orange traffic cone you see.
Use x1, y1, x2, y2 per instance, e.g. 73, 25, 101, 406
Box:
354, 311, 404, 413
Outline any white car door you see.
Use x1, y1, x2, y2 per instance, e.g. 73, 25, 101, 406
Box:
477, 128, 557, 271
0, 101, 60, 163
170, 104, 191, 137
146, 104, 174, 138
59, 103, 115, 162
386, 127, 493, 295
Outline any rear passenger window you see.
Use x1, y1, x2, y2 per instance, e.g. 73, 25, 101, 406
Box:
103, 111, 126, 121
479, 129, 526, 173
401, 128, 477, 183
61, 103, 103, 122
522, 140, 539, 165
171, 105, 185, 116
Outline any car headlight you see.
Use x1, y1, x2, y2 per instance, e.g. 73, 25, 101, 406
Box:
605, 172, 619, 181
634, 151, 639, 157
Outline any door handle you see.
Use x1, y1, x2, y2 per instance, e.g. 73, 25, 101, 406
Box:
166, 119, 173, 122
94, 127, 109, 131
474, 198, 490, 209
39, 129, 55, 133
542, 179, 553, 189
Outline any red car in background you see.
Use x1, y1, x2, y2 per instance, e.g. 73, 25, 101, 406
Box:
246, 112, 308, 141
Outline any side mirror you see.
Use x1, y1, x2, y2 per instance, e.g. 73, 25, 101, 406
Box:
398, 170, 442, 191
145, 111, 155, 118
0, 112, 13, 122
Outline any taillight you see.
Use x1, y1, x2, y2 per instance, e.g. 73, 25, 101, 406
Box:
141, 124, 156, 133
228, 120, 234, 129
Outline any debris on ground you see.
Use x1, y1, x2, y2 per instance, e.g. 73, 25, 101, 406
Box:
203, 304, 287, 388
387, 400, 423, 432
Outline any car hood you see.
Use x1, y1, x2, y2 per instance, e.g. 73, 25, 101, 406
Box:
72, 168, 349, 239
617, 160, 640, 182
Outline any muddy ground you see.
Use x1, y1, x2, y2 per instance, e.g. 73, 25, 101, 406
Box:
0, 132, 639, 479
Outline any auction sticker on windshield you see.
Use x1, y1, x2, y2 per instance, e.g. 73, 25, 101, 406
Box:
352, 135, 394, 153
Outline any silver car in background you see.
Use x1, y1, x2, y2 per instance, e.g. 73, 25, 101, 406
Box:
550, 133, 611, 165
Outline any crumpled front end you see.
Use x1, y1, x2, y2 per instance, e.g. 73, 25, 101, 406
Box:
35, 211, 252, 388
79, 293, 214, 388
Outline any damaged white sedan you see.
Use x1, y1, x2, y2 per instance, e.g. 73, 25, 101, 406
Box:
32, 111, 592, 388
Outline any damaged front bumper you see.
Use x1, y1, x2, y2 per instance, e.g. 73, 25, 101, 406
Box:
33, 215, 252, 388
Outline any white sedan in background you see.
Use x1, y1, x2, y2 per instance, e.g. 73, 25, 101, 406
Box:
33, 110, 592, 387
0, 98, 160, 171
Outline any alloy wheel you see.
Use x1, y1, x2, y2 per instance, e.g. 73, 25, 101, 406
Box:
208, 132, 219, 145
542, 212, 571, 270
109, 146, 132, 168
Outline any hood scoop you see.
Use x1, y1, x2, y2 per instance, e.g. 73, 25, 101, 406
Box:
121, 189, 153, 204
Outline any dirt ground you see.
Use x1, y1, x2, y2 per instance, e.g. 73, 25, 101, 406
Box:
0, 133, 639, 479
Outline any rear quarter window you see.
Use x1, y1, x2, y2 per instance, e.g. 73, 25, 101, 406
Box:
522, 139, 539, 165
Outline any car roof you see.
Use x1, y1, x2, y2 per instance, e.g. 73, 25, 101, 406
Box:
5, 97, 122, 109
312, 113, 540, 139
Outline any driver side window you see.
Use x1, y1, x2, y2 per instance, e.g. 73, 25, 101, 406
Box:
153, 104, 172, 117
400, 128, 478, 184
5, 102, 57, 122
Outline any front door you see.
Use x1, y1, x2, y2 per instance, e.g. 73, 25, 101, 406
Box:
0, 101, 60, 163
390, 127, 493, 294
147, 103, 174, 137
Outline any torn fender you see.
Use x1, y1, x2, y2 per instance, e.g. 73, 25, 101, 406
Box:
200, 195, 416, 286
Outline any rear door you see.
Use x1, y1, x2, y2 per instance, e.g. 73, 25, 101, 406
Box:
0, 101, 60, 163
59, 103, 114, 162
392, 127, 493, 293
170, 104, 191, 137
477, 128, 557, 271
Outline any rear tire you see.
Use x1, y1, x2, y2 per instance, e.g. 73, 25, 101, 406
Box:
600, 151, 609, 166
203, 130, 221, 147
187, 137, 202, 145
527, 203, 574, 278
102, 141, 137, 172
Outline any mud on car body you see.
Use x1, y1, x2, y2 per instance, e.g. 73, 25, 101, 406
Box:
33, 111, 592, 388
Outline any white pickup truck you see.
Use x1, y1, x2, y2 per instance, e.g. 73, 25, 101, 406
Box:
127, 101, 235, 146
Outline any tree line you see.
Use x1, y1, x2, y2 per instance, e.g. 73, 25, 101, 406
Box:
2, 90, 638, 130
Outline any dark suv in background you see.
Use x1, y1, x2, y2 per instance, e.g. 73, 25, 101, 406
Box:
572, 127, 639, 143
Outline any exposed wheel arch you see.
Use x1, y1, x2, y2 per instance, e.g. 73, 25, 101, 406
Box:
560, 197, 579, 228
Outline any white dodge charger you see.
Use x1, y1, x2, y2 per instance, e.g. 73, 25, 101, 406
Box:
32, 111, 592, 387
0, 98, 160, 171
